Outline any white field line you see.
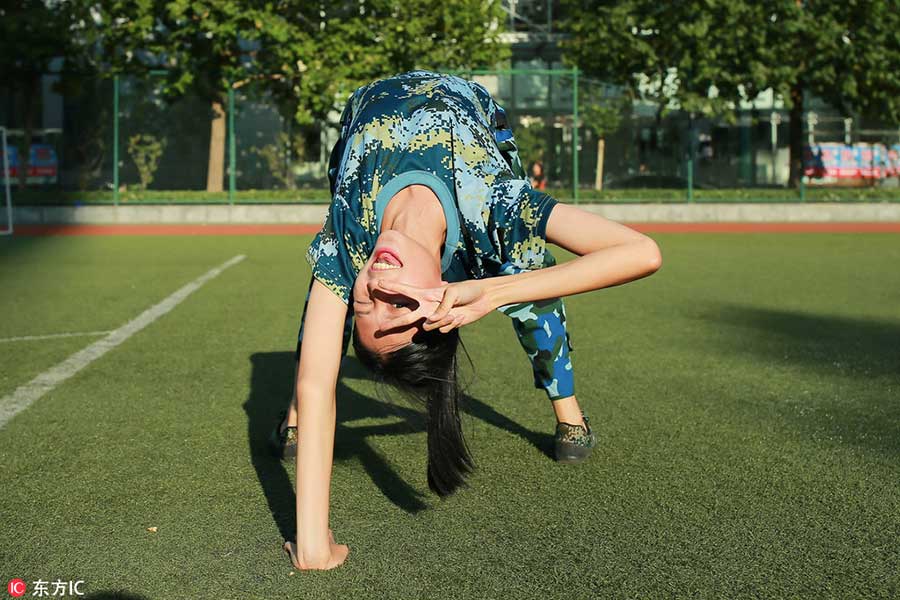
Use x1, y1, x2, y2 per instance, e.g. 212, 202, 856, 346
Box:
0, 331, 113, 343
0, 254, 246, 429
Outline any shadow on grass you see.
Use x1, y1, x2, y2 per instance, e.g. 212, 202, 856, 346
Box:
461, 394, 555, 461
243, 351, 427, 541
710, 304, 900, 452
243, 351, 550, 540
0, 235, 60, 282
713, 305, 900, 377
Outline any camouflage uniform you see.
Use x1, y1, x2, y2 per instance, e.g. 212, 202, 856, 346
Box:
298, 71, 574, 400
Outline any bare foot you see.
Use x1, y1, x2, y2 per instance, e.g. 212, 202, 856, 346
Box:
283, 540, 301, 569
282, 531, 348, 571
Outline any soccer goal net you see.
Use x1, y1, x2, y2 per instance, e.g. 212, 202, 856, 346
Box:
0, 127, 12, 235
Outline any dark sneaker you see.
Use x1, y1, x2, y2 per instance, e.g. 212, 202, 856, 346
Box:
554, 413, 595, 464
269, 410, 297, 461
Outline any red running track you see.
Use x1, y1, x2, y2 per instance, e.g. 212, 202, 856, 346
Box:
11, 222, 900, 236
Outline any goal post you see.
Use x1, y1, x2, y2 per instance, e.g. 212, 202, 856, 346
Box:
0, 127, 12, 235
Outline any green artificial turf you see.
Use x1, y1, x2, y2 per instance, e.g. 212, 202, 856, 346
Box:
0, 233, 898, 599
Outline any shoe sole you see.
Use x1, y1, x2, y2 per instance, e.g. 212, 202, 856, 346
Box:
555, 453, 591, 464
269, 427, 297, 461
281, 445, 296, 461
555, 441, 594, 464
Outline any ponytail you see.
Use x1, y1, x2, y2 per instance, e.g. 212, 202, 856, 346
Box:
352, 327, 474, 496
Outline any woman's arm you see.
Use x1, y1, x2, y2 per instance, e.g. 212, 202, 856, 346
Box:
481, 203, 662, 309
287, 279, 350, 570
377, 205, 661, 332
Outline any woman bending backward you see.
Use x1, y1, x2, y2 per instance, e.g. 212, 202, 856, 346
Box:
284, 71, 661, 570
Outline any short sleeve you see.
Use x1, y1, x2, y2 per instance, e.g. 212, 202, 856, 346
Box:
310, 84, 374, 304
305, 205, 357, 304
497, 186, 558, 271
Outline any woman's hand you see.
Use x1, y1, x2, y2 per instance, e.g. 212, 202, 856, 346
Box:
377, 207, 662, 338
283, 530, 349, 570
375, 279, 494, 333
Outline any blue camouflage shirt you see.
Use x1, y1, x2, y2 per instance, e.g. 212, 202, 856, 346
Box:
306, 70, 558, 303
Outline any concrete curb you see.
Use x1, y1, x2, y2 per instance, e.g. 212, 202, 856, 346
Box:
13, 204, 329, 225
13, 202, 900, 225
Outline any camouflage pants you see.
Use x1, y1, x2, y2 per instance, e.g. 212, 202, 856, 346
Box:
494, 251, 575, 401
500, 296, 575, 400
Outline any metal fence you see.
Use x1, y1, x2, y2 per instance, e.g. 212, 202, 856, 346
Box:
2, 69, 899, 204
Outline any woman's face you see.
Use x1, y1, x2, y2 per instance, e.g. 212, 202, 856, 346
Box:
352, 229, 443, 355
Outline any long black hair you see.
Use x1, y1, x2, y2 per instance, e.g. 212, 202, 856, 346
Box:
352, 326, 474, 497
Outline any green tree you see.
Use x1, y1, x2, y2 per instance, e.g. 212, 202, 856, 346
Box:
128, 133, 166, 191
250, 0, 508, 188
562, 1, 776, 115
562, 0, 900, 186
0, 1, 87, 189
767, 1, 900, 185
94, 0, 507, 191
93, 0, 298, 191
260, 1, 509, 131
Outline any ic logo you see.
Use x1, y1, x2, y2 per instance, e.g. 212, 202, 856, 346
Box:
7, 579, 26, 598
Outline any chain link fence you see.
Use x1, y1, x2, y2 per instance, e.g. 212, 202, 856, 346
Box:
2, 69, 899, 204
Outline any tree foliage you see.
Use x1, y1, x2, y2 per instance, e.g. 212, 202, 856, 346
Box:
260, 0, 509, 127
89, 0, 507, 189
561, 0, 900, 184
93, 0, 270, 99
90, 0, 507, 124
772, 0, 900, 122
0, 0, 90, 187
0, 1, 81, 81
561, 0, 900, 119
561, 0, 782, 117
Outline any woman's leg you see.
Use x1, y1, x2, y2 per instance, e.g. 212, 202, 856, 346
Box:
500, 293, 596, 463
498, 296, 584, 427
